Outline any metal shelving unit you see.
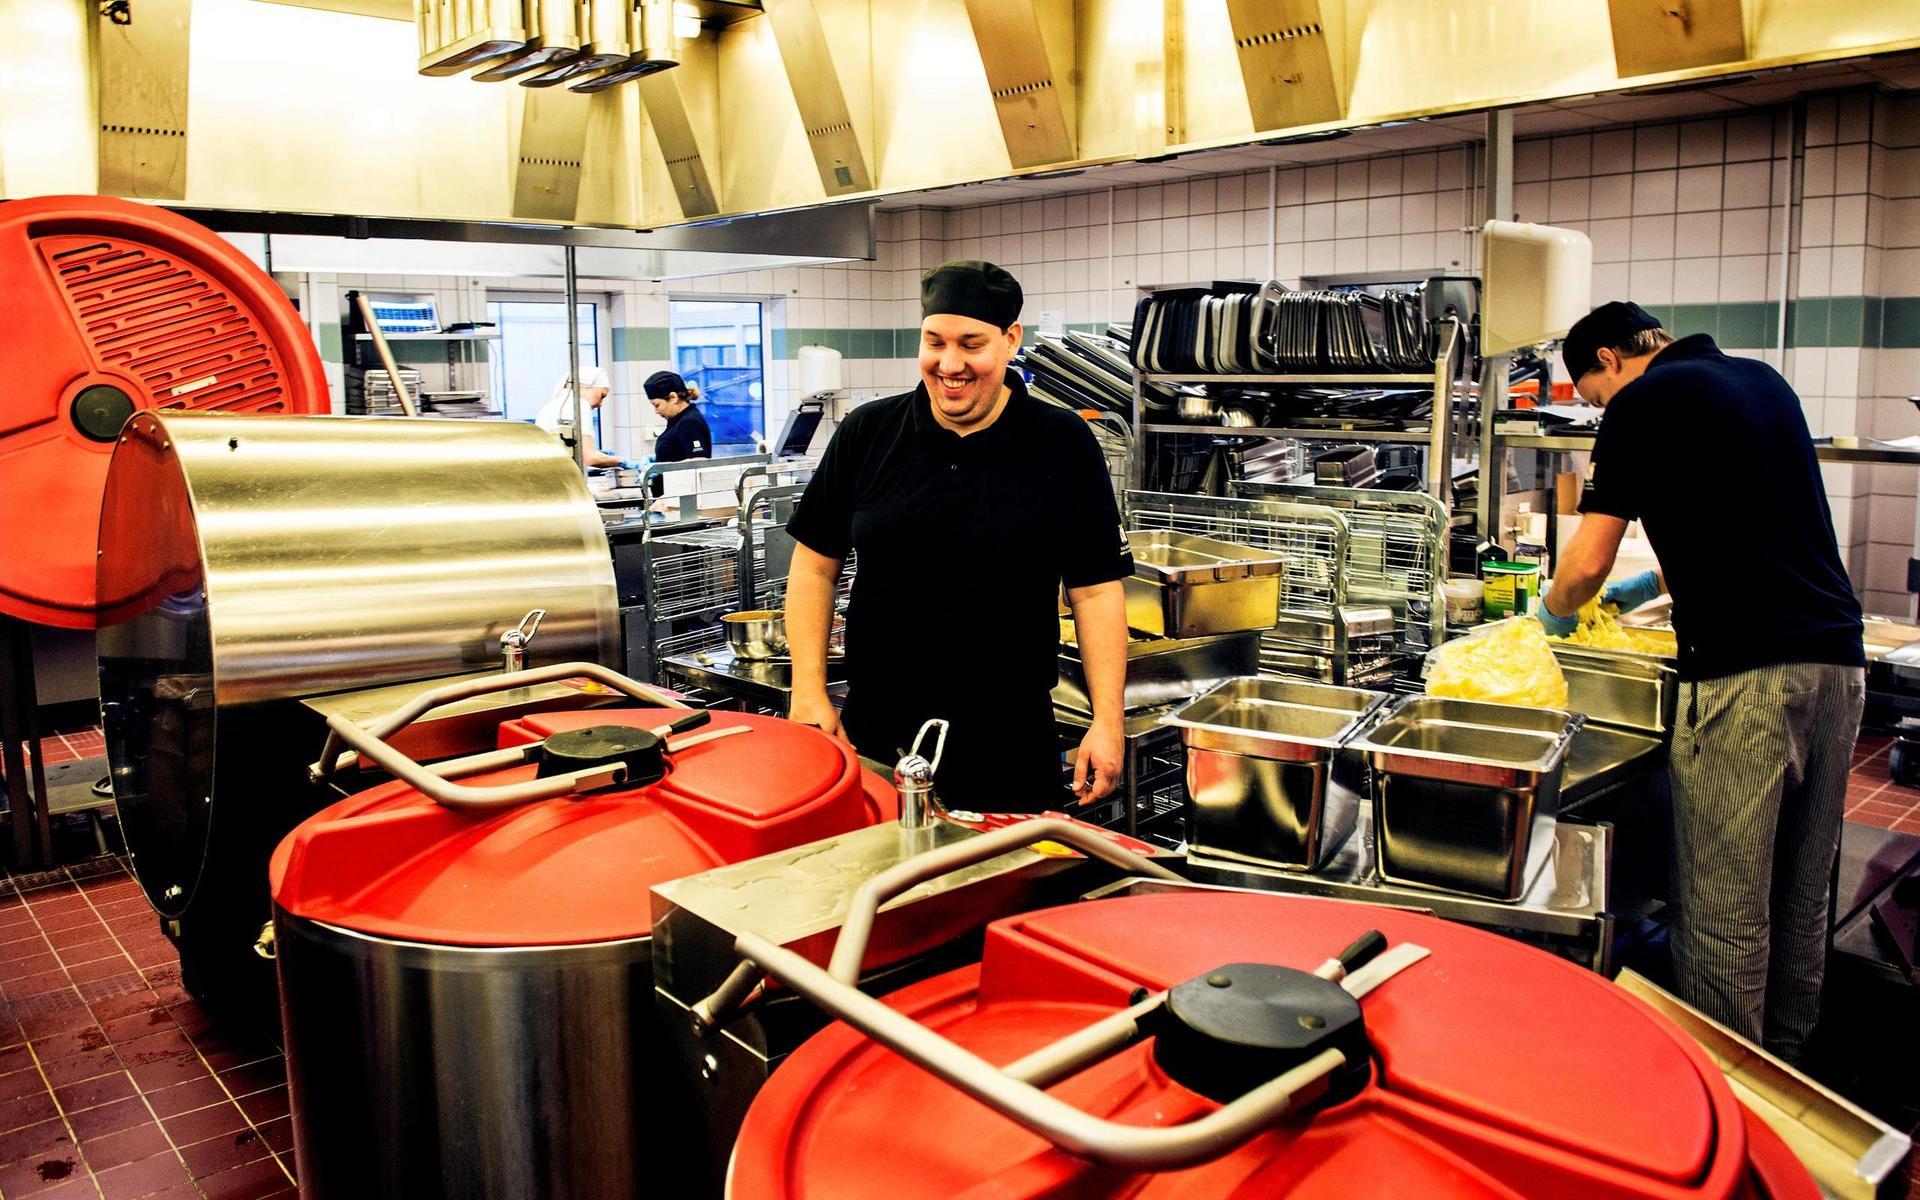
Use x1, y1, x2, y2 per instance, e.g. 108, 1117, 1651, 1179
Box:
1129, 318, 1466, 523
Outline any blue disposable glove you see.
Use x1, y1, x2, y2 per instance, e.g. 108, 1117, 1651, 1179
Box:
618, 458, 641, 470
1602, 570, 1662, 613
1534, 589, 1580, 638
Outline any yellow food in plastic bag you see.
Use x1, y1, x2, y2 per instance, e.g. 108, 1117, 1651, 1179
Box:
1553, 596, 1679, 657
1426, 618, 1569, 709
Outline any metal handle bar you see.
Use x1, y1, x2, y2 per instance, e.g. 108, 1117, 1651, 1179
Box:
736, 927, 1345, 1171
308, 662, 691, 812
827, 818, 1184, 984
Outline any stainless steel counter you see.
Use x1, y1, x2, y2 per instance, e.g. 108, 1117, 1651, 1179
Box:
1562, 723, 1666, 804
1187, 779, 1615, 971
660, 647, 846, 713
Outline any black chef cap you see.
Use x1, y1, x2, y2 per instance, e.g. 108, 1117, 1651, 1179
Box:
1562, 301, 1663, 381
644, 370, 687, 400
921, 260, 1023, 330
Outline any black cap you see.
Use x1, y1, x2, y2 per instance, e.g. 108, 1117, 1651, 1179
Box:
921, 260, 1023, 329
1562, 301, 1662, 381
644, 370, 687, 400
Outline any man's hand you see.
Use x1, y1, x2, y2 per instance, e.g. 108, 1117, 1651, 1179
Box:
1071, 718, 1123, 803
1601, 569, 1663, 613
787, 690, 848, 744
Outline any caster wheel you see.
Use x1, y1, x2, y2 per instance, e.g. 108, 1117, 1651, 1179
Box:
1891, 739, 1920, 787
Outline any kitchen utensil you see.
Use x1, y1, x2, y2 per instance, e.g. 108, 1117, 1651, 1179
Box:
723, 609, 789, 660
1123, 530, 1287, 637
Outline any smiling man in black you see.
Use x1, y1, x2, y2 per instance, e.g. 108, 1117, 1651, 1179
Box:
783, 261, 1132, 810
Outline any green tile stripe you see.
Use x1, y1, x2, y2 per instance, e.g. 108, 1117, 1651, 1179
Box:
1635, 297, 1920, 350
317, 322, 342, 362
612, 326, 670, 362
774, 328, 919, 359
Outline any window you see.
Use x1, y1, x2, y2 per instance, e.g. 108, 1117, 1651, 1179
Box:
668, 300, 764, 456
486, 298, 601, 425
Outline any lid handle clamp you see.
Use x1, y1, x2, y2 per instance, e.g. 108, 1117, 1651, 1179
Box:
894, 718, 949, 830
501, 609, 546, 672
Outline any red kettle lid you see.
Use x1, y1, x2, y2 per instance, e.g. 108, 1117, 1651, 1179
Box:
733, 891, 1810, 1200
270, 708, 895, 946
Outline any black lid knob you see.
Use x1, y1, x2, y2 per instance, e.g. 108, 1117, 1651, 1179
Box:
535, 725, 666, 789
1153, 962, 1371, 1107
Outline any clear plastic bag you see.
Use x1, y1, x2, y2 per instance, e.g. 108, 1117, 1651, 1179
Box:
1423, 617, 1569, 710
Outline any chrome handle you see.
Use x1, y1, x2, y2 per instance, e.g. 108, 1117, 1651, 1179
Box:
500, 608, 546, 672
828, 817, 1180, 984
893, 717, 950, 830
307, 661, 691, 812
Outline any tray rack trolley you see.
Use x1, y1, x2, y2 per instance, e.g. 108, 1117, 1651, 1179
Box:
1229, 481, 1448, 674
1124, 491, 1354, 685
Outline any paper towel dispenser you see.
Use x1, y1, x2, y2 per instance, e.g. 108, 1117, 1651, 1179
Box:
1480, 220, 1593, 358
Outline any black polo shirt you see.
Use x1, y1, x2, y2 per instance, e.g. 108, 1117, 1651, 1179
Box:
787, 371, 1132, 775
1579, 333, 1863, 680
650, 405, 712, 496
656, 404, 711, 462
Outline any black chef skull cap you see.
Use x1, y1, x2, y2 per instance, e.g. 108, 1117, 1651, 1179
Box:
644, 370, 688, 400
921, 260, 1023, 331
1562, 301, 1664, 381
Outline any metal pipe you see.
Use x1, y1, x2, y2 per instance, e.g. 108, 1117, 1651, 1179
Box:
1776, 102, 1799, 356
565, 243, 585, 472
355, 292, 417, 417
1002, 991, 1165, 1088
737, 928, 1345, 1172
827, 818, 1184, 984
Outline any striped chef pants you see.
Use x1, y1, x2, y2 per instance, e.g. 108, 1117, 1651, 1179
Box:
1668, 661, 1864, 1062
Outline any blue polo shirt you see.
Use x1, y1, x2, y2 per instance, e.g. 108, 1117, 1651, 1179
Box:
1579, 333, 1863, 680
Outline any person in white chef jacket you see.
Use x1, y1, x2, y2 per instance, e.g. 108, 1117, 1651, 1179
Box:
534, 364, 627, 468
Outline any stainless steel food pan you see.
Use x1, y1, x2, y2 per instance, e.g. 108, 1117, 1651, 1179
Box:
1123, 530, 1286, 638
1552, 644, 1678, 737
1165, 677, 1389, 871
1054, 631, 1260, 716
1353, 696, 1582, 900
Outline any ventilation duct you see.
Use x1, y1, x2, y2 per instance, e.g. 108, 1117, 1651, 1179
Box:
762, 0, 872, 195
96, 0, 191, 200
415, 0, 527, 76
472, 1, 582, 81
1222, 0, 1347, 134
961, 0, 1076, 169
571, 0, 678, 92
512, 89, 592, 220
1606, 0, 1747, 78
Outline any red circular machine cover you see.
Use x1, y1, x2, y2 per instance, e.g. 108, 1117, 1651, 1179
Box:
0, 195, 330, 629
733, 891, 1821, 1200
269, 708, 897, 946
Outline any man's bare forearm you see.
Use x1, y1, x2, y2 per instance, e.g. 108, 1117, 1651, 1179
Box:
1066, 581, 1127, 727
784, 548, 842, 698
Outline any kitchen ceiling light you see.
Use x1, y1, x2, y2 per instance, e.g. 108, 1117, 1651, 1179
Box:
675, 3, 701, 40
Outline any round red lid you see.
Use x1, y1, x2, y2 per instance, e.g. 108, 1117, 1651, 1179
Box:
269, 708, 895, 947
733, 891, 1815, 1200
0, 195, 329, 629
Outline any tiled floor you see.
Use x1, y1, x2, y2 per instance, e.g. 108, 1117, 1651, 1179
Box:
0, 860, 292, 1200
21, 734, 103, 770
1847, 734, 1920, 833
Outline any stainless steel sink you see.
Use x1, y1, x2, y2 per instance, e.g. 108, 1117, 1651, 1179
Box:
1352, 696, 1581, 900
1163, 677, 1388, 872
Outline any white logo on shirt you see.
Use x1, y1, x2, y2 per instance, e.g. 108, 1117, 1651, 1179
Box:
692, 440, 705, 452
1117, 524, 1132, 554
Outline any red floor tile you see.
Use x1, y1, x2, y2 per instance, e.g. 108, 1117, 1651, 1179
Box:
178, 1127, 270, 1181
254, 1117, 291, 1156
54, 1070, 137, 1114
196, 1155, 291, 1200
94, 1151, 192, 1200
81, 1123, 171, 1172
0, 1064, 51, 1103
1, 1090, 62, 1133
112, 1030, 192, 1071
159, 1101, 248, 1149
40, 1047, 124, 1089
234, 1087, 287, 1127
214, 1061, 283, 1100
0, 1152, 89, 1198
127, 1055, 209, 1095
142, 1077, 228, 1121
67, 1095, 153, 1142
31, 1175, 107, 1200
31, 1025, 111, 1062
0, 1118, 75, 1168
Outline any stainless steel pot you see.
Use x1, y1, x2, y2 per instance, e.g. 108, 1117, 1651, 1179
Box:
274, 913, 708, 1199
723, 609, 787, 659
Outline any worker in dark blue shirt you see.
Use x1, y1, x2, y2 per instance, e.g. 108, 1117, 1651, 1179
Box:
1538, 301, 1864, 1062
645, 371, 711, 497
